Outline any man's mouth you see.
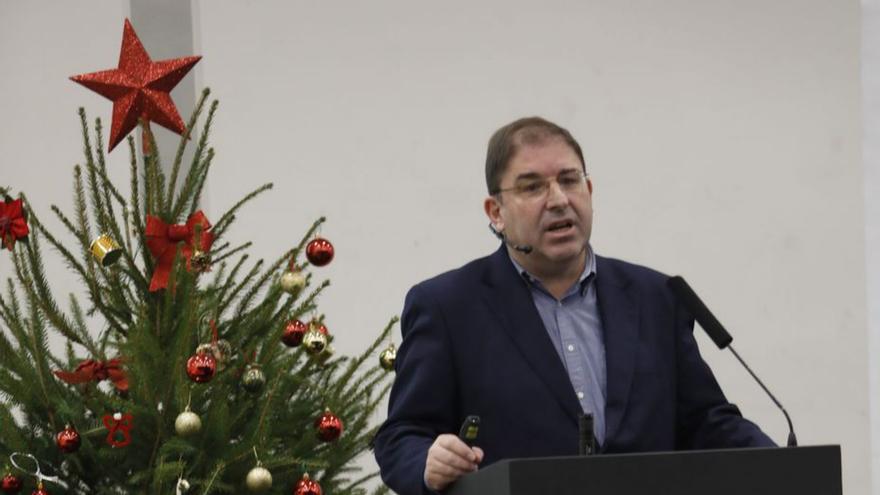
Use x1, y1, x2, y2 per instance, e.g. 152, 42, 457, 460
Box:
546, 220, 574, 232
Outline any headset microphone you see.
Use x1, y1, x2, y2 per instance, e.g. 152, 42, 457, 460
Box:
514, 244, 533, 254
488, 224, 533, 254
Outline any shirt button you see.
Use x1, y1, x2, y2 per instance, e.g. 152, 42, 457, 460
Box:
577, 392, 585, 399
567, 344, 575, 352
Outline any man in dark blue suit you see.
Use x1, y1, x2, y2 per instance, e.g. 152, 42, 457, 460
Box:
373, 117, 774, 495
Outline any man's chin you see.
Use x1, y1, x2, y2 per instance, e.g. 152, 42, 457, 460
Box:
538, 242, 587, 265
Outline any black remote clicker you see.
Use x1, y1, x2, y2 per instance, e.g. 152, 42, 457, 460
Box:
458, 415, 480, 446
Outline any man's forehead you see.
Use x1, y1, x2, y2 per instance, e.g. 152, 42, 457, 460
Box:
508, 137, 581, 163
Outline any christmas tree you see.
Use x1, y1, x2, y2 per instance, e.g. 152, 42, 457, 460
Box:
0, 20, 396, 495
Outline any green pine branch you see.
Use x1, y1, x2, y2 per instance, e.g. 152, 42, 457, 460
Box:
0, 95, 396, 494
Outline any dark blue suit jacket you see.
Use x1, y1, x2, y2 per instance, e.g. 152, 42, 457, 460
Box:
374, 246, 774, 495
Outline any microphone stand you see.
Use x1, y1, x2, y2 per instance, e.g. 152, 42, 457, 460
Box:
667, 276, 798, 447
727, 345, 798, 447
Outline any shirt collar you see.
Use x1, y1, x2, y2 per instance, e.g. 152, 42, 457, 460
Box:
509, 245, 597, 297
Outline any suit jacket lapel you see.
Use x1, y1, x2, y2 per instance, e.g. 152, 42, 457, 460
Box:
481, 246, 583, 424
595, 256, 640, 446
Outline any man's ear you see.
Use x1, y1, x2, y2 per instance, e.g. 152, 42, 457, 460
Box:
484, 196, 503, 231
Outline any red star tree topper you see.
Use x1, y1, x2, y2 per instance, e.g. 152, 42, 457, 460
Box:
70, 19, 201, 152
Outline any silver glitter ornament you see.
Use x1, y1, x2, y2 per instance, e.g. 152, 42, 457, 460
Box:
280, 270, 306, 294
174, 407, 202, 437
245, 465, 273, 492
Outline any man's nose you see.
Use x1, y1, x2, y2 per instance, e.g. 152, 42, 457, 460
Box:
545, 179, 568, 207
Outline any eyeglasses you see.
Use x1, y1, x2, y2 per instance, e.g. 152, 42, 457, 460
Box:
493, 171, 589, 200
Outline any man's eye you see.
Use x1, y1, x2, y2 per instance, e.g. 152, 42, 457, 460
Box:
518, 182, 545, 194
559, 177, 580, 186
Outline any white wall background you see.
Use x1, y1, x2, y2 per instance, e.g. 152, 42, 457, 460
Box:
1, 1, 870, 493
865, 0, 880, 491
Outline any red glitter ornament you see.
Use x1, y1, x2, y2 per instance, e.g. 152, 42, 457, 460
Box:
1, 473, 22, 494
70, 19, 201, 152
282, 319, 308, 347
186, 352, 217, 383
293, 473, 322, 495
315, 409, 343, 442
305, 238, 334, 267
30, 485, 48, 495
56, 424, 82, 453
0, 198, 29, 251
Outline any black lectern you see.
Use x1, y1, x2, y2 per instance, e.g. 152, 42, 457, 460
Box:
447, 446, 841, 495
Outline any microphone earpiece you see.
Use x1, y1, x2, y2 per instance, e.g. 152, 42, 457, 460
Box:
488, 223, 504, 240
487, 224, 532, 254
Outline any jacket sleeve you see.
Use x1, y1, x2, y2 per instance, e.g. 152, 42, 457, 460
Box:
373, 283, 460, 495
673, 301, 777, 449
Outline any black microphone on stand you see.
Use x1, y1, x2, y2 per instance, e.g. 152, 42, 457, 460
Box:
578, 413, 596, 455
667, 276, 797, 447
488, 224, 532, 254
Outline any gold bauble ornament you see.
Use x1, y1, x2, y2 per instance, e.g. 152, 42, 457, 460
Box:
195, 342, 214, 356
245, 465, 273, 492
280, 270, 307, 294
302, 327, 328, 355
214, 339, 232, 365
242, 364, 266, 393
190, 248, 211, 273
174, 407, 202, 437
90, 234, 123, 267
196, 339, 232, 370
379, 344, 397, 371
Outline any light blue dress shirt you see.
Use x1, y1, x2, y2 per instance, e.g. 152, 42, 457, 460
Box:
509, 247, 607, 446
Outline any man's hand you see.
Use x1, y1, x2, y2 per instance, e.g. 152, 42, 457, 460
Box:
424, 434, 485, 491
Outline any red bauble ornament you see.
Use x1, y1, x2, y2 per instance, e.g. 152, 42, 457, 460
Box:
30, 486, 48, 495
69, 19, 201, 152
315, 409, 343, 442
56, 424, 82, 453
305, 238, 334, 267
293, 473, 322, 495
282, 319, 308, 347
186, 352, 217, 383
1, 473, 22, 494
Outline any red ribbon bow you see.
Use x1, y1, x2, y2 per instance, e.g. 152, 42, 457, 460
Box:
145, 211, 214, 291
0, 198, 29, 251
53, 358, 129, 392
102, 413, 134, 447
